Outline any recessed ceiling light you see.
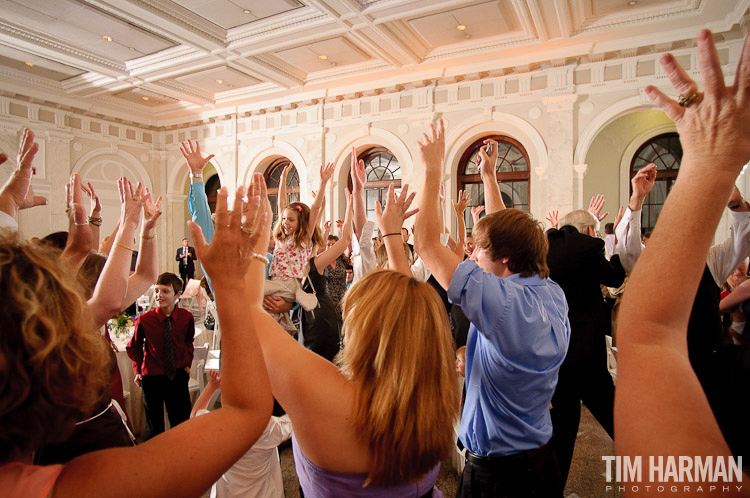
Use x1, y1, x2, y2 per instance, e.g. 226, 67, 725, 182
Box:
628, 0, 637, 5
243, 9, 251, 14
456, 24, 467, 31
25, 62, 34, 67
141, 96, 149, 101
318, 54, 328, 60
102, 35, 113, 41
216, 79, 223, 84
129, 47, 136, 51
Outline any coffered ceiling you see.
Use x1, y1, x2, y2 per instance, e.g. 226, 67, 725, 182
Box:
0, 0, 748, 124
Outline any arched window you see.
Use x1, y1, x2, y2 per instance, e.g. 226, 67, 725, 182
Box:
630, 132, 682, 232
458, 135, 530, 232
264, 158, 300, 222
347, 147, 401, 220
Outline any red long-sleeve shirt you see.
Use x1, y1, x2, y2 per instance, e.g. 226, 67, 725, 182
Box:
126, 306, 195, 376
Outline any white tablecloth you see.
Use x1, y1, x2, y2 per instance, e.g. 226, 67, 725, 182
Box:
110, 328, 146, 437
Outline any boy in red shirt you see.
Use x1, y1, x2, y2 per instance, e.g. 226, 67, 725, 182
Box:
127, 272, 195, 439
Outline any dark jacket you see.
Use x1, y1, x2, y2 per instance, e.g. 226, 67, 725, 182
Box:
546, 226, 626, 363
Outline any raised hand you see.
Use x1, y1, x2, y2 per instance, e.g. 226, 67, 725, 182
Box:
190, 183, 268, 290
453, 190, 471, 215
471, 205, 485, 224
61, 174, 94, 270
281, 164, 293, 182
630, 163, 657, 210
179, 140, 215, 176
80, 181, 102, 217
0, 128, 47, 215
645, 30, 750, 171
417, 119, 445, 174
350, 147, 366, 191
633, 164, 656, 199
587, 194, 608, 222
477, 138, 498, 176
207, 370, 221, 389
142, 188, 163, 233
374, 183, 417, 235
546, 210, 559, 229
320, 162, 335, 183
119, 177, 145, 227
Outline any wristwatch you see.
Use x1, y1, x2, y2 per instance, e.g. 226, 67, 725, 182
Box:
189, 172, 203, 179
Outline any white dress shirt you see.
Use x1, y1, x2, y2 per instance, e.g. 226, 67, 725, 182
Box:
614, 207, 750, 285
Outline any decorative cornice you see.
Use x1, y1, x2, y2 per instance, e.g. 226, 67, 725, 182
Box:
0, 21, 125, 72
227, 8, 328, 46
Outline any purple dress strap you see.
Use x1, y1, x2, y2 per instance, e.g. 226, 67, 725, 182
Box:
292, 435, 443, 498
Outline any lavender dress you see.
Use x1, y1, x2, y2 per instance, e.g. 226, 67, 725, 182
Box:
292, 435, 443, 498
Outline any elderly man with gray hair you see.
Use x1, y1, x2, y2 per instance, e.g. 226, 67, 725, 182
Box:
545, 198, 626, 493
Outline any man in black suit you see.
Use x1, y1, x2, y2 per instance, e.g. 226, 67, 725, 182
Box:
175, 238, 196, 292
546, 208, 625, 493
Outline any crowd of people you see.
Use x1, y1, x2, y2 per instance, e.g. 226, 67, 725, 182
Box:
0, 28, 748, 497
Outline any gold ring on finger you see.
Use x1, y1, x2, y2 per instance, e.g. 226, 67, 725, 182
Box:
678, 91, 701, 107
241, 226, 254, 235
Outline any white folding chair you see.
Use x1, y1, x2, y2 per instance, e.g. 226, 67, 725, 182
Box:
180, 278, 202, 312
188, 343, 210, 399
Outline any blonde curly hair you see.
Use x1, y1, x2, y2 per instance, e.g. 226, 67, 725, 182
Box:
0, 231, 110, 463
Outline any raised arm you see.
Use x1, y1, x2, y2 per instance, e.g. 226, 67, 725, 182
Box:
81, 181, 102, 250
87, 177, 143, 329
374, 184, 416, 277
587, 194, 609, 222
315, 189, 353, 271
277, 164, 292, 218
452, 190, 470, 259
614, 163, 656, 273
56, 182, 273, 498
719, 278, 750, 312
121, 188, 162, 308
414, 119, 462, 289
181, 140, 215, 244
60, 174, 96, 272
615, 29, 750, 492
0, 128, 47, 227
477, 139, 504, 214
350, 147, 367, 239
308, 162, 334, 234
546, 210, 559, 229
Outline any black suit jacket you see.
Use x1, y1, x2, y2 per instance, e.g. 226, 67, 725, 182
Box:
546, 226, 626, 363
175, 246, 196, 274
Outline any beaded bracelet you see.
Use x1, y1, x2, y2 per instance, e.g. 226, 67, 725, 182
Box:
141, 233, 156, 240
250, 253, 268, 264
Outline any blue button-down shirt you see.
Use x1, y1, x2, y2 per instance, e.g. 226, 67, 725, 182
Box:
448, 259, 570, 456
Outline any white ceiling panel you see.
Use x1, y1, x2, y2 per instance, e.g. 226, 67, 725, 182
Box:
113, 88, 179, 107
274, 37, 371, 73
588, 0, 681, 17
170, 0, 305, 29
0, 45, 85, 80
175, 66, 262, 92
408, 1, 522, 48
